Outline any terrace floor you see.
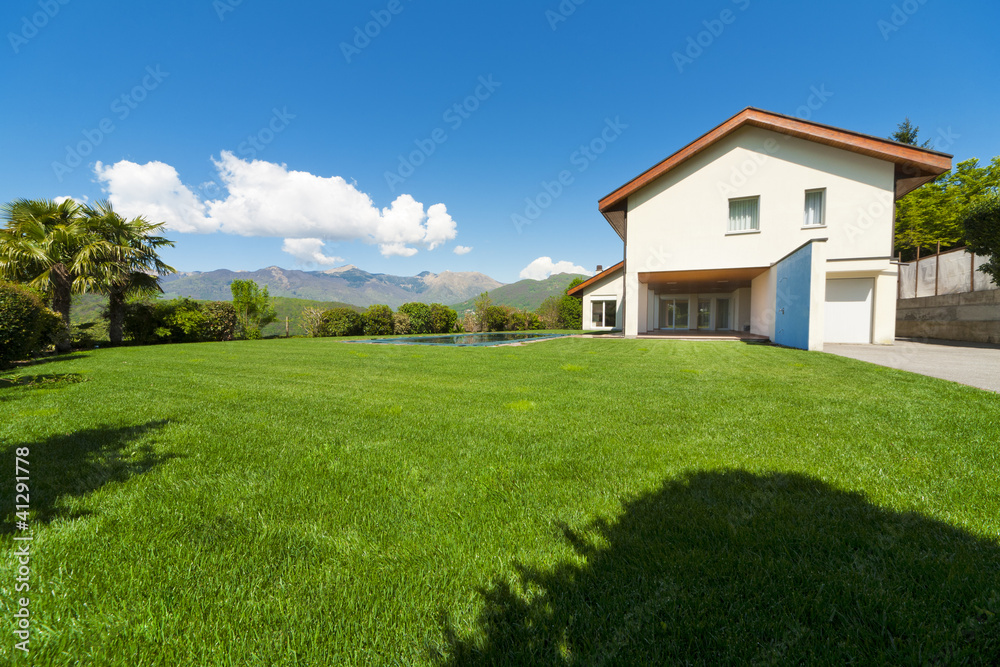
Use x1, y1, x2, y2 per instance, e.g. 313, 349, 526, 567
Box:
637, 330, 770, 342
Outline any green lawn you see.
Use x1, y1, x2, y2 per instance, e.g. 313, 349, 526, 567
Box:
1, 338, 999, 665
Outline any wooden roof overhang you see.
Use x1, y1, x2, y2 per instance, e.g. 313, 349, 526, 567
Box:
641, 266, 769, 294
567, 261, 624, 297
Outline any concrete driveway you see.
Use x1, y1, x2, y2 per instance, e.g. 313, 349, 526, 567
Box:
825, 339, 1000, 393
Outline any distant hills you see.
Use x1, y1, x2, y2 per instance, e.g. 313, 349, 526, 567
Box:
450, 273, 586, 313
69, 267, 587, 339
160, 265, 502, 309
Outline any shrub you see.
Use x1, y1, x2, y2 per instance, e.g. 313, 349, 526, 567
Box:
323, 307, 363, 337
119, 298, 219, 344
165, 300, 208, 342
398, 302, 432, 334
121, 300, 161, 344
428, 303, 458, 334
485, 305, 508, 332
71, 321, 106, 349
0, 281, 59, 366
363, 304, 395, 336
536, 296, 561, 329
202, 301, 237, 341
300, 307, 327, 338
393, 311, 411, 335
461, 311, 480, 333
557, 295, 582, 330
507, 309, 543, 331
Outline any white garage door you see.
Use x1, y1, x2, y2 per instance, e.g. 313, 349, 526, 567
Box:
825, 278, 873, 344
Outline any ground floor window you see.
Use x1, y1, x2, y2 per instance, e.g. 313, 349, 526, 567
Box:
591, 300, 616, 328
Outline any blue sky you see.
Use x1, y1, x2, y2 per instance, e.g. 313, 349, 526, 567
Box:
2, 0, 998, 283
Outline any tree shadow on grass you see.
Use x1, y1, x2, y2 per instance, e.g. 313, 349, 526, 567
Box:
10, 352, 90, 368
441, 471, 1000, 665
1, 421, 180, 532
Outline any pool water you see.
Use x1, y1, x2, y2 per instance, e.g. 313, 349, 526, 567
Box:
367, 332, 571, 347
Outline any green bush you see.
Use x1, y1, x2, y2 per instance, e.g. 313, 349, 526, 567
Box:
0, 281, 60, 366
557, 295, 582, 330
398, 302, 432, 334
165, 300, 209, 342
428, 303, 458, 334
393, 311, 411, 335
71, 321, 107, 348
323, 307, 363, 337
485, 305, 508, 332
119, 298, 221, 344
202, 301, 237, 341
363, 304, 395, 336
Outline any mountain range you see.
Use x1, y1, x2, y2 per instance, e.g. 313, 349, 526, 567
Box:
158, 265, 585, 311
160, 265, 503, 309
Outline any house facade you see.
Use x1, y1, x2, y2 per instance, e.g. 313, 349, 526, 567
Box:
571, 108, 952, 350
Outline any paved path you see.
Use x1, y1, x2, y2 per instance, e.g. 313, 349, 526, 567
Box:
825, 339, 1000, 393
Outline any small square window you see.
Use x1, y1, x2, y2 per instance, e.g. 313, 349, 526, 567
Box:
804, 189, 825, 227
728, 196, 759, 232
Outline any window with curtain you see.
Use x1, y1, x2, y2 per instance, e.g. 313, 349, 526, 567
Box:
728, 196, 759, 232
804, 189, 825, 227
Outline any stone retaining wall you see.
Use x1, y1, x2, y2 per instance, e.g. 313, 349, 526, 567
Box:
896, 289, 1000, 344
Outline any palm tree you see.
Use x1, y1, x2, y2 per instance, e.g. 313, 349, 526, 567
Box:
79, 201, 175, 345
0, 198, 91, 352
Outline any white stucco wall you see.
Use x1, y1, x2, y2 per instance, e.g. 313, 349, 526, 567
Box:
624, 126, 896, 275
581, 268, 624, 331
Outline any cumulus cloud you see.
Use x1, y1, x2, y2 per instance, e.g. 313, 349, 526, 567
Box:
519, 257, 593, 281
94, 160, 213, 233
281, 238, 345, 267
94, 152, 458, 257
54, 195, 88, 205
453, 245, 473, 255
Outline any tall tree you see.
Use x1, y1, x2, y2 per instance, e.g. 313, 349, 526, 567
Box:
890, 117, 932, 148
230, 279, 276, 339
894, 157, 1000, 259
963, 195, 1000, 287
79, 200, 176, 345
0, 198, 90, 351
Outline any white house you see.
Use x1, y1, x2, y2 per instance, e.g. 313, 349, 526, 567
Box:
570, 108, 952, 350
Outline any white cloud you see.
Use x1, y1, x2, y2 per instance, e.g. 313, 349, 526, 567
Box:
519, 257, 593, 281
281, 238, 345, 267
54, 195, 88, 205
94, 160, 213, 233
453, 245, 473, 255
94, 152, 458, 257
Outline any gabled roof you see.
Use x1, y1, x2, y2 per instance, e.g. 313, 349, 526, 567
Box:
566, 261, 623, 297
598, 107, 953, 239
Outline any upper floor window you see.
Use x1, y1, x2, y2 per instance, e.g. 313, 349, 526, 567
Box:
804, 189, 826, 227
728, 196, 759, 233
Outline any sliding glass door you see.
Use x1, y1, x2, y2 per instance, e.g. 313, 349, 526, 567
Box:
659, 299, 690, 329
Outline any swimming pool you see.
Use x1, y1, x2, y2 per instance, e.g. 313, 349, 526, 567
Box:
366, 332, 572, 347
